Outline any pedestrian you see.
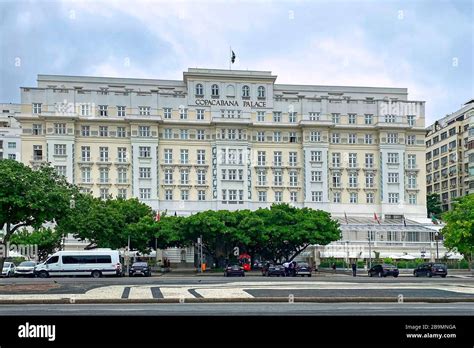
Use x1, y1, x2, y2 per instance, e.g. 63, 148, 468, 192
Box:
292, 261, 297, 277
352, 262, 357, 277
283, 261, 290, 276
332, 263, 336, 273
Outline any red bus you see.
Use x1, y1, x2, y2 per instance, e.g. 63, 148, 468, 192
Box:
238, 253, 251, 271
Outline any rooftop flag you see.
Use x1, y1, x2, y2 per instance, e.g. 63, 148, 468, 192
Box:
374, 212, 381, 225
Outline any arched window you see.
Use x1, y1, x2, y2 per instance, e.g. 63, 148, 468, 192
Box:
258, 86, 265, 98
211, 84, 219, 97
195, 83, 203, 96
242, 85, 250, 98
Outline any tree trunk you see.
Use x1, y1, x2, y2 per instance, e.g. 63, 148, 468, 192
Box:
0, 222, 11, 273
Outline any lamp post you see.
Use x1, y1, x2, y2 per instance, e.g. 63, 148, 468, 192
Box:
434, 232, 439, 262
368, 232, 372, 269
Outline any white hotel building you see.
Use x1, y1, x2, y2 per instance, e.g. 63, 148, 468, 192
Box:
13, 68, 446, 262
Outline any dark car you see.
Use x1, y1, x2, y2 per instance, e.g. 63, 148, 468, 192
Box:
368, 264, 399, 277
295, 262, 312, 277
129, 262, 151, 277
414, 263, 447, 278
224, 264, 245, 277
262, 263, 286, 277
14, 261, 38, 277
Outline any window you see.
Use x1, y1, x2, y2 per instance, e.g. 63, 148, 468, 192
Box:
349, 172, 358, 188
440, 132, 447, 140
332, 172, 341, 188
408, 174, 417, 189
388, 153, 399, 164
179, 108, 188, 120
311, 171, 322, 182
195, 83, 203, 96
274, 191, 282, 202
197, 150, 205, 165
139, 167, 151, 179
139, 126, 150, 137
54, 123, 66, 135
273, 170, 282, 186
365, 134, 373, 144
440, 144, 448, 154
366, 192, 374, 204
257, 151, 266, 166
242, 85, 250, 98
407, 115, 415, 126
289, 152, 297, 166
164, 149, 173, 164
32, 103, 42, 114
258, 191, 267, 202
289, 171, 298, 186
228, 190, 237, 202
211, 84, 219, 97
309, 112, 320, 121
197, 129, 205, 140
139, 146, 151, 158
348, 114, 356, 124
257, 111, 265, 122
99, 147, 109, 162
257, 86, 265, 98
332, 153, 341, 167
409, 194, 417, 205
388, 193, 399, 204
273, 151, 282, 166
331, 133, 340, 143
100, 188, 109, 200
8, 142, 16, 149
273, 131, 281, 142
290, 191, 297, 202
117, 105, 126, 117
54, 144, 66, 156
332, 113, 340, 124
164, 129, 172, 139
257, 170, 266, 185
197, 109, 204, 120
99, 126, 108, 137
349, 192, 358, 204
289, 131, 297, 143
180, 149, 189, 164
164, 169, 173, 184
365, 114, 373, 124
99, 167, 109, 183
333, 192, 341, 203
180, 169, 189, 184
163, 108, 172, 119
7, 153, 15, 160
180, 129, 188, 140
197, 170, 206, 185
33, 145, 43, 160
32, 124, 42, 135
98, 105, 108, 117
112, 127, 124, 139
311, 151, 322, 162
289, 112, 297, 123
80, 104, 90, 116
407, 135, 415, 145
365, 173, 374, 188
55, 165, 66, 177
81, 146, 90, 162
117, 189, 127, 199
273, 112, 282, 123
198, 190, 206, 201
310, 131, 320, 142
311, 191, 322, 202
138, 106, 150, 116
349, 133, 357, 144
140, 188, 151, 200
257, 131, 265, 142
81, 167, 91, 183
385, 114, 396, 123
387, 133, 398, 144
117, 168, 127, 183
348, 153, 357, 168
165, 190, 173, 200
407, 154, 416, 169
81, 125, 90, 137
388, 173, 399, 183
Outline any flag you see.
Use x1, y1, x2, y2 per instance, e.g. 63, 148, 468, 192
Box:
231, 50, 236, 64
344, 212, 348, 224
403, 217, 407, 227
374, 213, 380, 225
155, 211, 160, 222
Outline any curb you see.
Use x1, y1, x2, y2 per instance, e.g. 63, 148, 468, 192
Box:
0, 297, 473, 304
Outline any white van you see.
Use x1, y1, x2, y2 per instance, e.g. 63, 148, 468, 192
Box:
34, 249, 122, 278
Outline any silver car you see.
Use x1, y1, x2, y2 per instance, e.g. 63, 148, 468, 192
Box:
1, 262, 16, 278
14, 261, 38, 277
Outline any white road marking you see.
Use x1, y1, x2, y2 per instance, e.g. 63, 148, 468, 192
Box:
194, 288, 253, 298
159, 287, 195, 299
129, 286, 153, 299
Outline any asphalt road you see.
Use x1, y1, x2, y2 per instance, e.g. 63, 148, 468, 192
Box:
1, 303, 473, 315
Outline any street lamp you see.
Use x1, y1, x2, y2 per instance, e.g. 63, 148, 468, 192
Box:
434, 232, 439, 262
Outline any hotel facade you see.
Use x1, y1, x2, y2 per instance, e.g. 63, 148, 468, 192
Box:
13, 68, 446, 262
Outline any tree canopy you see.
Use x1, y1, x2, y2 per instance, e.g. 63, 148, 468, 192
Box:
427, 193, 442, 219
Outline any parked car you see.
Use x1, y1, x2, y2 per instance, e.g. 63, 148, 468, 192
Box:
414, 263, 447, 278
14, 261, 38, 277
1, 262, 16, 278
129, 262, 151, 277
295, 262, 312, 277
224, 264, 245, 277
262, 263, 286, 277
368, 264, 399, 277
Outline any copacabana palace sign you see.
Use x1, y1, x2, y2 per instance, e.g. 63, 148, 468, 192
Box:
195, 99, 266, 108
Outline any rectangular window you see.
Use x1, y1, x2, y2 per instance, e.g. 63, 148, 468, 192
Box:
365, 134, 373, 144
332, 172, 341, 188
165, 190, 173, 200
388, 193, 399, 204
81, 125, 90, 137
98, 105, 108, 117
257, 131, 265, 142
198, 190, 206, 201
332, 113, 340, 124
309, 112, 320, 121
117, 168, 127, 183
311, 151, 322, 162
364, 114, 373, 124
365, 173, 374, 188
32, 103, 42, 114
388, 173, 399, 183
348, 114, 356, 124
164, 128, 172, 139
32, 124, 42, 135
348, 153, 357, 168
289, 152, 297, 166
349, 172, 358, 188
197, 170, 206, 185
273, 131, 281, 142
100, 188, 109, 200
333, 192, 341, 203
99, 167, 109, 183
407, 135, 415, 145
257, 111, 265, 122
33, 145, 43, 161
197, 129, 205, 140
54, 144, 66, 156
116, 106, 126, 117
179, 108, 188, 119
139, 126, 150, 137
387, 133, 398, 144
139, 146, 151, 158
409, 194, 417, 205
180, 169, 189, 184
164, 149, 173, 164
407, 115, 415, 126
196, 149, 206, 165
273, 151, 282, 166
117, 127, 126, 138
366, 193, 374, 204
407, 154, 416, 169
99, 147, 109, 162
139, 167, 151, 179
55, 165, 66, 177
289, 112, 297, 123
388, 153, 399, 164
164, 169, 173, 184
310, 131, 320, 142
54, 123, 66, 135
331, 133, 340, 144
289, 171, 298, 186
139, 106, 151, 116
196, 109, 205, 120
311, 171, 322, 182
117, 189, 127, 199
311, 191, 322, 202
257, 151, 266, 166
163, 108, 172, 119
273, 170, 282, 186
332, 153, 340, 167
350, 192, 358, 204
81, 167, 91, 183
365, 153, 374, 168
290, 191, 298, 202
81, 146, 90, 162
258, 191, 267, 202
348, 133, 357, 144
140, 188, 151, 200
180, 129, 188, 140
408, 174, 417, 189
8, 142, 16, 149
117, 147, 127, 163
99, 126, 108, 137
273, 112, 281, 123
180, 149, 189, 164
257, 170, 266, 185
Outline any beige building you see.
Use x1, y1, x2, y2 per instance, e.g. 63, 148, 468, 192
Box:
426, 99, 474, 211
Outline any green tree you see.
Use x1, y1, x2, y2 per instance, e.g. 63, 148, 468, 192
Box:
9, 227, 63, 261
0, 160, 78, 270
427, 193, 442, 219
441, 194, 474, 270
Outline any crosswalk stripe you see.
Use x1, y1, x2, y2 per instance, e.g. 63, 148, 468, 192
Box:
194, 288, 253, 298
129, 286, 153, 299
159, 287, 195, 299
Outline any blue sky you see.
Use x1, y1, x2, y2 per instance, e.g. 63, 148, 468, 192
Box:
0, 0, 472, 125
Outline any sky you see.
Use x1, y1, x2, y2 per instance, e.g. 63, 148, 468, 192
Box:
0, 0, 472, 125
